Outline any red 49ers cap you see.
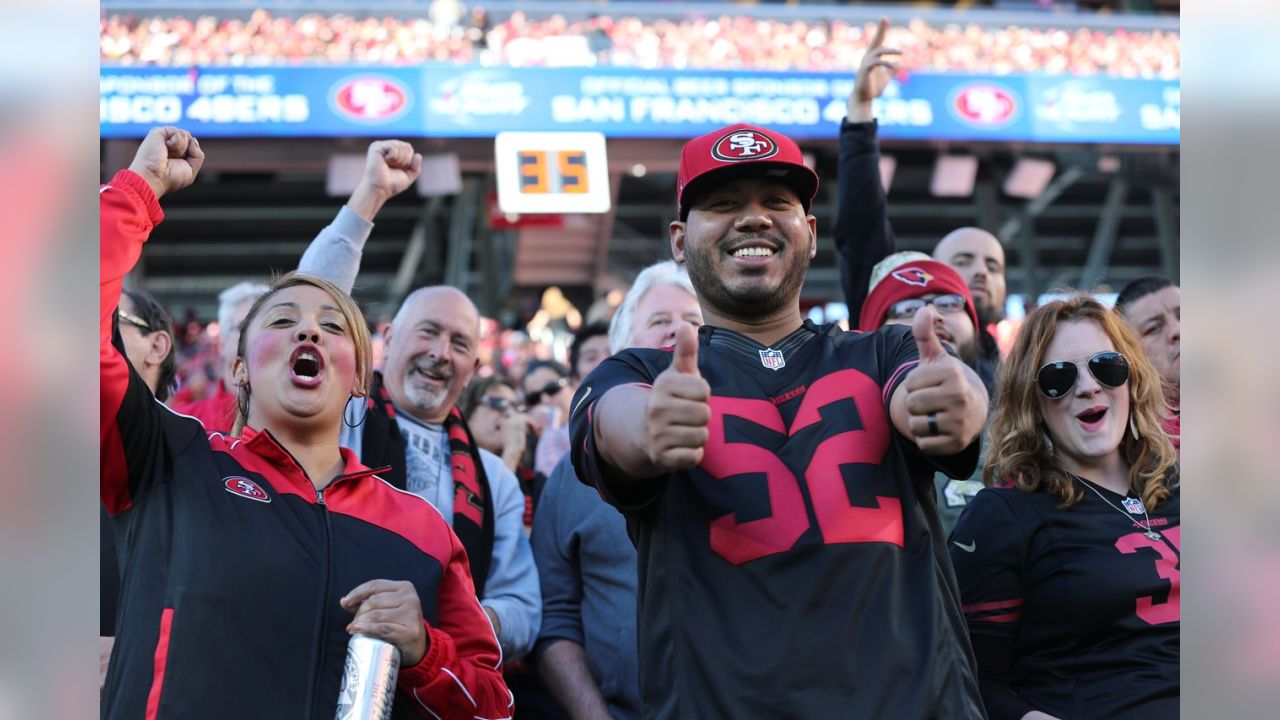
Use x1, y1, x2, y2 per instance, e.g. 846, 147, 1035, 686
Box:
676, 123, 820, 220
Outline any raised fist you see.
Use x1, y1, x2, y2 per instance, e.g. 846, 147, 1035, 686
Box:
645, 323, 711, 472
363, 140, 423, 200
128, 126, 204, 199
347, 139, 423, 221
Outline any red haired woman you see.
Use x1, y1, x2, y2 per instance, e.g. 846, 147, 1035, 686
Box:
950, 294, 1179, 720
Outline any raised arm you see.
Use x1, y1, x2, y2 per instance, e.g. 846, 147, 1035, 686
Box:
101, 127, 203, 512
836, 17, 902, 319
297, 140, 422, 293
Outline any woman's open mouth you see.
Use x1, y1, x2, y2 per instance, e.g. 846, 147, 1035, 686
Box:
289, 345, 325, 388
1076, 405, 1108, 432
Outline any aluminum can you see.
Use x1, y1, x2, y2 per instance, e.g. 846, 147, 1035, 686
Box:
334, 634, 401, 720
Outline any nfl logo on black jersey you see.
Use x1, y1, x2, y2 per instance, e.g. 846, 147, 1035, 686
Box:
1122, 497, 1145, 514
758, 348, 785, 371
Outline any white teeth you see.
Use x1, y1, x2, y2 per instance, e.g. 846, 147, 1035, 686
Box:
299, 352, 318, 362
732, 247, 774, 258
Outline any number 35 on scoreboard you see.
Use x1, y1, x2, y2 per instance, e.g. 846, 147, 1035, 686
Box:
494, 132, 611, 214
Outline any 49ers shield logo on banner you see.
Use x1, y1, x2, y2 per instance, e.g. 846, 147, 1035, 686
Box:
712, 130, 779, 162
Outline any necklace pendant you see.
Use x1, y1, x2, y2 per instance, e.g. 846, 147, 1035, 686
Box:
1144, 530, 1162, 540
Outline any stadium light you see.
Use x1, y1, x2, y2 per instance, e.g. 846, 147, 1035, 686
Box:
1003, 157, 1056, 199
930, 154, 978, 198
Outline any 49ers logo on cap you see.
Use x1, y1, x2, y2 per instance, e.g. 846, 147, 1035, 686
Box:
712, 130, 779, 162
223, 476, 271, 503
892, 268, 934, 288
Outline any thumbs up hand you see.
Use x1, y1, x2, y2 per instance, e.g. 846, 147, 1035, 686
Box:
902, 307, 988, 455
646, 323, 712, 472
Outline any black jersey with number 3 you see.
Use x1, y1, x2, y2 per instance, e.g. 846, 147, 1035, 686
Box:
949, 479, 1181, 720
570, 321, 986, 719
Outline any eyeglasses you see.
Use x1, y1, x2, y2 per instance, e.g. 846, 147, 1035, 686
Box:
526, 376, 569, 406
480, 396, 523, 413
1036, 351, 1130, 399
886, 294, 967, 321
117, 308, 153, 332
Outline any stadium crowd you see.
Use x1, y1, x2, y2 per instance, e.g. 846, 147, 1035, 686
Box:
101, 8, 1180, 77
101, 17, 1179, 720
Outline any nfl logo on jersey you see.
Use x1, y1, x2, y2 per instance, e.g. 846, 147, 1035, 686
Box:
1122, 497, 1145, 514
759, 348, 786, 371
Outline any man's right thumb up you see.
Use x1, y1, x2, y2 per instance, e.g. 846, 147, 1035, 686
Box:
671, 323, 701, 375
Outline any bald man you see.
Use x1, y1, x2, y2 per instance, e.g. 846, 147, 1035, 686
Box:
295, 148, 540, 662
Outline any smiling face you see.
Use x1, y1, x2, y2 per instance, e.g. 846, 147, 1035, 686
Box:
628, 284, 704, 350
1037, 319, 1130, 475
232, 284, 360, 433
383, 287, 481, 425
671, 176, 817, 321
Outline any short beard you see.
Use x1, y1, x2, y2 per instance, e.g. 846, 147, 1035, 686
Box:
683, 238, 811, 320
400, 380, 449, 414
974, 297, 1005, 327
400, 357, 453, 416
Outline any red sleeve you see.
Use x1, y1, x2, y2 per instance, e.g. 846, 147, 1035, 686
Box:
396, 529, 513, 719
100, 170, 164, 514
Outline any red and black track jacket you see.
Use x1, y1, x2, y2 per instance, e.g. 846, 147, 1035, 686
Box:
101, 170, 513, 720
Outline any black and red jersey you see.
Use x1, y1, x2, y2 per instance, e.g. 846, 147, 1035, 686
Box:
569, 320, 985, 719
949, 479, 1181, 720
101, 170, 512, 720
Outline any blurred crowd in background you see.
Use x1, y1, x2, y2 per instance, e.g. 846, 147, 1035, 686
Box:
101, 8, 1179, 77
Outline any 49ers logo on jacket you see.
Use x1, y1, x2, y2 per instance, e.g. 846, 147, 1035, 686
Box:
712, 130, 779, 162
223, 476, 271, 503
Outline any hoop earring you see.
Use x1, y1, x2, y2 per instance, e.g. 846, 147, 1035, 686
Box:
237, 382, 251, 419
343, 394, 367, 429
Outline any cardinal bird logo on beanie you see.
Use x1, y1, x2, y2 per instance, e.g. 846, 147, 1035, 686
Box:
891, 268, 934, 288
712, 130, 779, 162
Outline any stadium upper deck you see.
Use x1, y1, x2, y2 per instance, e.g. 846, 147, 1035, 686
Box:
102, 1, 1178, 77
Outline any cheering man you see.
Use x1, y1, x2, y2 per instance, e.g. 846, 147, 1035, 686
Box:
569, 123, 989, 718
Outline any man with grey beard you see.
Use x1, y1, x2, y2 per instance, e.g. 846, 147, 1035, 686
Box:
334, 287, 541, 661
295, 142, 539, 663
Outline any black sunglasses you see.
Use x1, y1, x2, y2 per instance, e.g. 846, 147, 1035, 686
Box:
480, 396, 523, 413
1036, 351, 1130, 399
526, 376, 569, 406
